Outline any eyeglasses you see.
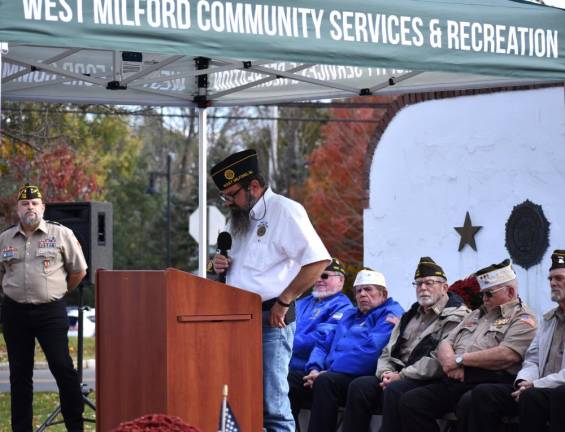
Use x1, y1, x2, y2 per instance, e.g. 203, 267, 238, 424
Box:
219, 186, 245, 203
320, 273, 341, 280
412, 280, 443, 288
481, 286, 506, 298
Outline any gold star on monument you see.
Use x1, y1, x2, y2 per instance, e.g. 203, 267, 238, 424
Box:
454, 212, 482, 251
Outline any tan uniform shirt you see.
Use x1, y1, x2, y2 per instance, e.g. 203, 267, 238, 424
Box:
542, 308, 565, 377
397, 294, 449, 364
376, 293, 469, 380
0, 220, 87, 304
447, 298, 537, 375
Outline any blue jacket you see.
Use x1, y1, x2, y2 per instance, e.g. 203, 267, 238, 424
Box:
305, 297, 404, 376
290, 292, 353, 371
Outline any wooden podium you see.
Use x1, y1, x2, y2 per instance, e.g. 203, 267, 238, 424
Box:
95, 269, 263, 432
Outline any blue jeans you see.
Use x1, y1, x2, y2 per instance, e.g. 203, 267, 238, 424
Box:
262, 311, 295, 432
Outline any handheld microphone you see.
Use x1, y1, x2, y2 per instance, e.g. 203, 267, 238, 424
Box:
216, 231, 232, 283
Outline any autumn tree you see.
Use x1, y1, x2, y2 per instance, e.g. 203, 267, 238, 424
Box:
0, 135, 99, 226
300, 103, 382, 268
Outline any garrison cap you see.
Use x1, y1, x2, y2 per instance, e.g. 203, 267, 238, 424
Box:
414, 257, 446, 280
476, 259, 516, 290
550, 250, 565, 271
211, 149, 259, 190
325, 258, 346, 276
17, 184, 42, 201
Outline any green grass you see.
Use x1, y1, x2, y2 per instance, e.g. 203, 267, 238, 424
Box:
0, 336, 96, 364
0, 335, 97, 430
0, 392, 96, 431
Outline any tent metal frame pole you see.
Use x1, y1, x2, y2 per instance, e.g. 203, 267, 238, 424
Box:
211, 63, 312, 100
198, 107, 208, 277
368, 71, 423, 93
2, 48, 80, 84
121, 54, 184, 85
4, 55, 106, 86
249, 64, 360, 94
130, 60, 271, 87
0, 42, 8, 139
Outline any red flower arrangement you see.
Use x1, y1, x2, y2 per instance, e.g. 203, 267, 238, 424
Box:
448, 276, 483, 310
112, 414, 202, 432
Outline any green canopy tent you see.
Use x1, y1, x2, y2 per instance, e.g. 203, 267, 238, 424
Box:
1, 0, 564, 274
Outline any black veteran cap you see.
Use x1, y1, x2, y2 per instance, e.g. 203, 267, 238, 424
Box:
550, 250, 565, 271
414, 257, 446, 280
326, 258, 346, 276
475, 259, 516, 290
211, 149, 259, 190
17, 184, 42, 201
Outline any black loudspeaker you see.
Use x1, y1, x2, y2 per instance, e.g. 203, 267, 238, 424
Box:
44, 202, 113, 284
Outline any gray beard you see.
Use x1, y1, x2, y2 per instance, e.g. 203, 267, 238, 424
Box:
230, 206, 251, 238
417, 294, 436, 308
22, 212, 41, 227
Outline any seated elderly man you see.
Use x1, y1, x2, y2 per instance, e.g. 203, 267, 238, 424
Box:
398, 259, 537, 432
288, 258, 352, 403
463, 249, 565, 432
288, 268, 403, 432
341, 257, 469, 432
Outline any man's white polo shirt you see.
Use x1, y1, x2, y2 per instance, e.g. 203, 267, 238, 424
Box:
226, 188, 330, 301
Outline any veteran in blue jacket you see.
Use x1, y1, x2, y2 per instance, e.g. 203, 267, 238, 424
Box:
290, 257, 353, 373
288, 268, 403, 432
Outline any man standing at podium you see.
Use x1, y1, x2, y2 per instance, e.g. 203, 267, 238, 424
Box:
0, 184, 87, 432
211, 149, 331, 432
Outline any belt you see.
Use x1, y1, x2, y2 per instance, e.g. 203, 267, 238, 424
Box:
262, 298, 296, 324
2, 295, 64, 308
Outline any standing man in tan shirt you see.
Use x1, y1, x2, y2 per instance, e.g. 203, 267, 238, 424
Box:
0, 185, 87, 432
398, 259, 537, 432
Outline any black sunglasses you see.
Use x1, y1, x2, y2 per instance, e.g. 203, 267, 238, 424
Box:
320, 273, 341, 280
481, 286, 505, 298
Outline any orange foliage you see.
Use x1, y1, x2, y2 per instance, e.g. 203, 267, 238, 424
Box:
0, 140, 99, 225
301, 106, 379, 267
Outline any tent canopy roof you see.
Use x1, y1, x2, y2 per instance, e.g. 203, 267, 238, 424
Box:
1, 0, 564, 106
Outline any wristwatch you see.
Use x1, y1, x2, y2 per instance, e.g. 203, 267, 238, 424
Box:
455, 355, 464, 368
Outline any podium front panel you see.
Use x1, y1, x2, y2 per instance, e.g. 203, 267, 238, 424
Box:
96, 269, 263, 432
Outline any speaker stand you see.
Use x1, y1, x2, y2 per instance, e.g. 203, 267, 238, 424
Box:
36, 283, 96, 431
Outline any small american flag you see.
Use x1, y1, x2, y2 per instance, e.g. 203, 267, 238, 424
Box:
218, 385, 240, 432
220, 401, 240, 432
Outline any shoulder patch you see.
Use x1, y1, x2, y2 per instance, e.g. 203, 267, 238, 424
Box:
46, 220, 62, 226
332, 312, 344, 320
519, 315, 536, 328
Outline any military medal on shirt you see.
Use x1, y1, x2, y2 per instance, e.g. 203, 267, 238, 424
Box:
38, 237, 57, 250
37, 237, 58, 272
256, 221, 268, 237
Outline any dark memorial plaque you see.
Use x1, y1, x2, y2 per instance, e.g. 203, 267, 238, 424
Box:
505, 200, 550, 269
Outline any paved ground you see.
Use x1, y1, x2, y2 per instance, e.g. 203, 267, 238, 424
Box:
0, 368, 95, 392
